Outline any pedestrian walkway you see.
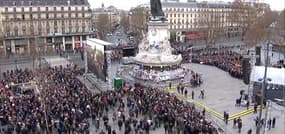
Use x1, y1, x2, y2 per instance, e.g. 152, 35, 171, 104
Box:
166, 87, 264, 121
165, 63, 285, 134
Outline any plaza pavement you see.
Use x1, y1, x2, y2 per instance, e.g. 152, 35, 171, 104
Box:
170, 63, 285, 134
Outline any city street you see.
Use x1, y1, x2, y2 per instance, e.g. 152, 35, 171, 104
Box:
105, 26, 130, 45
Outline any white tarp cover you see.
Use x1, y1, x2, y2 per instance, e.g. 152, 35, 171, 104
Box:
250, 66, 285, 85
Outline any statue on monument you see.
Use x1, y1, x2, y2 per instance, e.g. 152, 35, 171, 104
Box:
150, 0, 166, 20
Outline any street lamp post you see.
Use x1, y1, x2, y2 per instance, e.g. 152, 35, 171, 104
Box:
256, 42, 270, 134
83, 41, 88, 74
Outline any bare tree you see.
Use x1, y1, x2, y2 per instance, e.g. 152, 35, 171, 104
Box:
95, 13, 111, 39
129, 7, 149, 37
274, 10, 285, 45
229, 0, 271, 46
243, 9, 278, 46
120, 11, 130, 32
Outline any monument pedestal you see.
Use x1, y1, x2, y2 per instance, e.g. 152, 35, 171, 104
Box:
130, 20, 185, 82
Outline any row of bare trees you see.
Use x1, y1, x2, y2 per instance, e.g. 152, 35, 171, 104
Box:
128, 7, 149, 37
94, 13, 112, 39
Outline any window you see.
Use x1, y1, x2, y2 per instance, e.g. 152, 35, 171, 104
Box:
47, 23, 50, 34
21, 7, 24, 12
5, 7, 8, 12
62, 27, 65, 33
13, 7, 16, 12
69, 26, 72, 33
38, 7, 40, 11
82, 26, 85, 32
46, 7, 48, 11
76, 26, 79, 32
38, 24, 42, 35
46, 13, 49, 19
54, 13, 57, 18
53, 7, 56, 11
14, 26, 18, 36
30, 26, 34, 35
22, 14, 25, 20
68, 7, 71, 11
22, 26, 26, 35
30, 14, 33, 19
68, 13, 71, 18
47, 27, 50, 34
81, 7, 84, 11
29, 7, 32, 12
75, 13, 78, 18
6, 26, 10, 36
61, 7, 64, 11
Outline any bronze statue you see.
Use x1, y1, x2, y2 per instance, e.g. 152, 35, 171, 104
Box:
150, 0, 164, 17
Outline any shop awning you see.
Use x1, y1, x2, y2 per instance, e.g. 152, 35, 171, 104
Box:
186, 33, 200, 40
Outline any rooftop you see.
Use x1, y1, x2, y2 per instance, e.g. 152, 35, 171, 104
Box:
0, 0, 89, 6
162, 1, 232, 8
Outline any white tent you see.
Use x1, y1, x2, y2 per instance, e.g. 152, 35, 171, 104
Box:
250, 66, 285, 85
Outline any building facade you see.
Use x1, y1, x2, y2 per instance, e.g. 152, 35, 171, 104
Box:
0, 0, 92, 56
92, 5, 121, 37
128, 1, 269, 43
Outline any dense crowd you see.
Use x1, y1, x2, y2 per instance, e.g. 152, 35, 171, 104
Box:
0, 66, 218, 134
1, 69, 34, 84
192, 51, 243, 79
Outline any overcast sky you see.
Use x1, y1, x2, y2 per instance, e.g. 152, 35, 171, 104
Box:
88, 0, 284, 11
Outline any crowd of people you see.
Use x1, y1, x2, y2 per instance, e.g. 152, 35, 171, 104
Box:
0, 65, 218, 134
192, 51, 243, 79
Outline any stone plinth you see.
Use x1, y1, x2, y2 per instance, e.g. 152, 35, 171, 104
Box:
133, 20, 182, 67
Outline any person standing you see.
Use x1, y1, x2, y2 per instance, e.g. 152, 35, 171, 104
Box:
181, 86, 184, 95
184, 89, 188, 97
247, 129, 252, 134
224, 111, 227, 123
267, 118, 272, 130
177, 85, 180, 94
199, 89, 204, 98
225, 112, 229, 125
233, 118, 237, 128
238, 119, 242, 133
272, 117, 276, 128
254, 103, 257, 114
201, 89, 205, 99
191, 90, 194, 100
